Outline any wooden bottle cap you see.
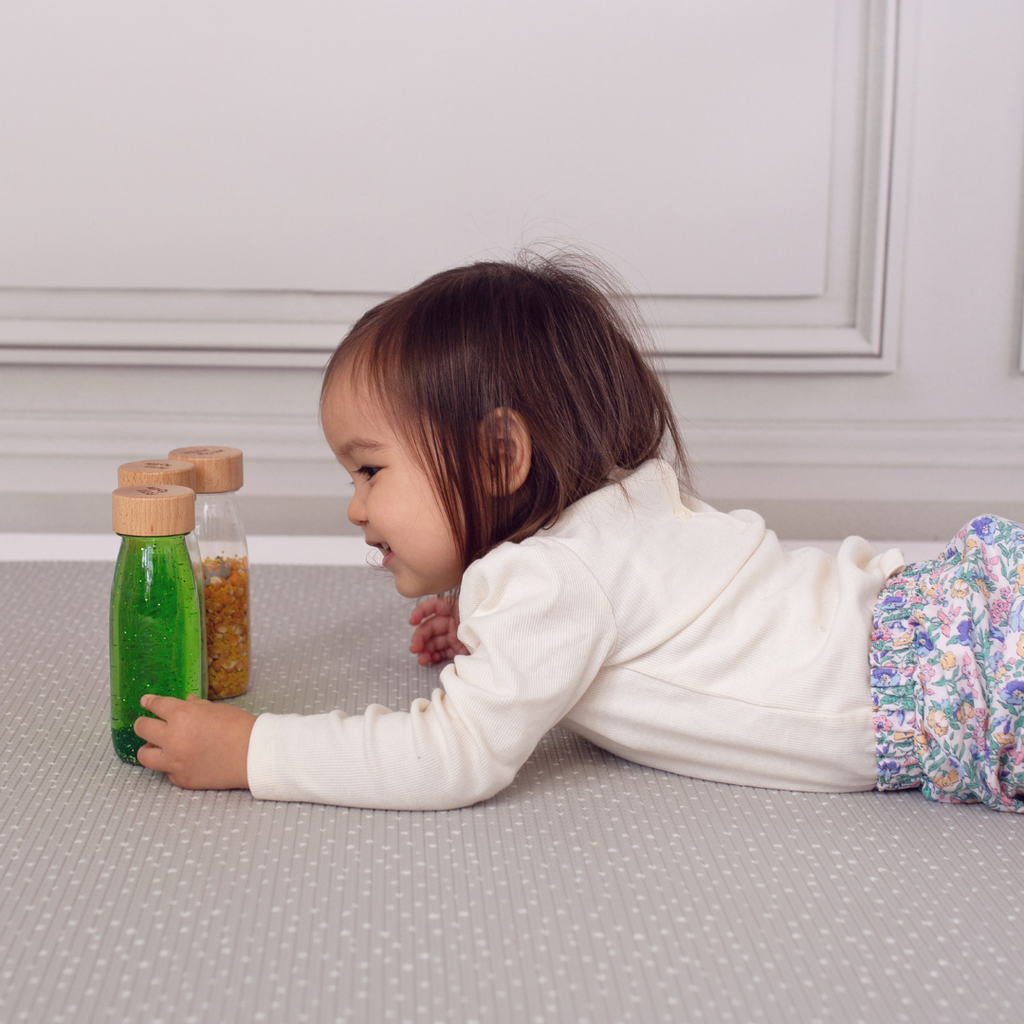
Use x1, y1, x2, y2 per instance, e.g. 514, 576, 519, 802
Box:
167, 446, 243, 493
117, 459, 197, 490
112, 485, 196, 536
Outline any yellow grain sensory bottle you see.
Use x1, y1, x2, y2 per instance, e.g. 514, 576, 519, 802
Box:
168, 446, 250, 699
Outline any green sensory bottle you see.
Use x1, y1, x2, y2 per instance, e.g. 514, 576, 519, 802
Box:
117, 458, 207, 696
110, 484, 205, 765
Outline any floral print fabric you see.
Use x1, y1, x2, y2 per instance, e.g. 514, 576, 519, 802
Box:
870, 516, 1024, 812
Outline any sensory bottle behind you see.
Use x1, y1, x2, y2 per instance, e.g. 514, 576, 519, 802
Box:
168, 446, 250, 699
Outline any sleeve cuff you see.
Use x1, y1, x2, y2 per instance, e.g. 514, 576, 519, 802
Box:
246, 712, 288, 801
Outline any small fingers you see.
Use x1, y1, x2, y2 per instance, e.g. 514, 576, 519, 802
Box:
136, 742, 165, 771
133, 714, 166, 744
139, 693, 184, 719
415, 638, 467, 665
408, 599, 432, 625
415, 636, 446, 665
408, 596, 447, 625
413, 629, 446, 656
409, 616, 453, 652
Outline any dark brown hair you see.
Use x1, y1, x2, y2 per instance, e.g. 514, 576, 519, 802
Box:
321, 252, 690, 575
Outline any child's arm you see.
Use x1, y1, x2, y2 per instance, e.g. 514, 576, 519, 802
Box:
243, 541, 616, 810
408, 596, 470, 664
134, 694, 256, 790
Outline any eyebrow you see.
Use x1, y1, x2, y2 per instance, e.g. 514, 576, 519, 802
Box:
335, 438, 387, 462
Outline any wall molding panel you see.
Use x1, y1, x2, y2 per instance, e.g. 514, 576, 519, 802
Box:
0, 1, 912, 375
656, 0, 908, 371
0, 290, 369, 369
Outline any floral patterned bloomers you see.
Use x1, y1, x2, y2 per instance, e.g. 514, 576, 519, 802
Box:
870, 515, 1024, 812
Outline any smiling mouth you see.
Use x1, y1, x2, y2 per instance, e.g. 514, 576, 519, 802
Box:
377, 542, 392, 556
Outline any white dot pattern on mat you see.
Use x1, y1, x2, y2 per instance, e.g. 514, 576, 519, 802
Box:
0, 562, 1022, 1024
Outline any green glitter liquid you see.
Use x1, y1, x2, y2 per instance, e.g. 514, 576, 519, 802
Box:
109, 534, 205, 765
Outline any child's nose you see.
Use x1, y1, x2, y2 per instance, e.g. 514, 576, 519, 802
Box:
347, 493, 367, 527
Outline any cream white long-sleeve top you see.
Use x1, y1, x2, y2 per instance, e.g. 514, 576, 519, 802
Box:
247, 460, 906, 809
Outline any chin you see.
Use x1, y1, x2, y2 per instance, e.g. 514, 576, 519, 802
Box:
392, 576, 429, 599
392, 573, 456, 599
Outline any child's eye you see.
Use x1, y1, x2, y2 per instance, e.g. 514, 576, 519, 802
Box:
356, 466, 381, 480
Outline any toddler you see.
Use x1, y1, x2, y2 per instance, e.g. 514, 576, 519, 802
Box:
135, 255, 1024, 813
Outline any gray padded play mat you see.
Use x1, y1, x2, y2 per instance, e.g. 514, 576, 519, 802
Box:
1, 561, 1022, 1024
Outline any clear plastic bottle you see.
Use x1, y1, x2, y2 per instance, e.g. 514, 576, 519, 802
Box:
168, 446, 250, 699
110, 484, 205, 765
118, 459, 207, 695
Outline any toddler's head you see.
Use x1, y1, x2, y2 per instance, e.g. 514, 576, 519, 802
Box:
321, 252, 688, 588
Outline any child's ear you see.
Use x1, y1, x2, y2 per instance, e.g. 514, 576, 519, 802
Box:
480, 408, 532, 496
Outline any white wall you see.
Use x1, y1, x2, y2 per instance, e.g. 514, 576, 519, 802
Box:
1, 1, 1022, 538
0, 1, 841, 298
671, 0, 1024, 534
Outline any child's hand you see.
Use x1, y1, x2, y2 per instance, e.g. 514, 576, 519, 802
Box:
408, 596, 469, 665
134, 693, 256, 790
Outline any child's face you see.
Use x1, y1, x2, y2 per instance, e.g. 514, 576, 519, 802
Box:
321, 375, 462, 598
